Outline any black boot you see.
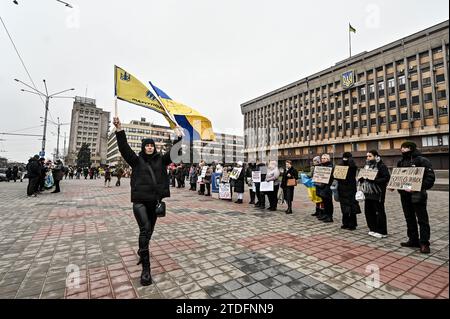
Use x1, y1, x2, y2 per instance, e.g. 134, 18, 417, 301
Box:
138, 249, 152, 286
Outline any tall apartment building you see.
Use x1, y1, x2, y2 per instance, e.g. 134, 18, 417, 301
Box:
66, 96, 110, 167
107, 118, 244, 166
241, 20, 449, 169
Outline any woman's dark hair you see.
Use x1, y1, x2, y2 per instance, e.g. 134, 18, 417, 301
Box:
286, 160, 293, 165
368, 150, 379, 157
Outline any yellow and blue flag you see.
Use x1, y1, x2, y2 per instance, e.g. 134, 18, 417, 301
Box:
149, 82, 215, 141
114, 66, 177, 128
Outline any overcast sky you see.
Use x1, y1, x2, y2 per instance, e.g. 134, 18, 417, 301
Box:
0, 0, 448, 163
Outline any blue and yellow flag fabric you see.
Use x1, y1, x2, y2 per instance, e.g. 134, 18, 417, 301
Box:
114, 66, 177, 128
149, 82, 215, 141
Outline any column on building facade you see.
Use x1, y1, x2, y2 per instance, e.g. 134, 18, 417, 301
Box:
373, 67, 380, 134
442, 41, 450, 110
404, 56, 413, 130
416, 53, 425, 129
393, 60, 401, 131
326, 83, 331, 141
429, 47, 439, 127
356, 78, 362, 137
383, 64, 389, 133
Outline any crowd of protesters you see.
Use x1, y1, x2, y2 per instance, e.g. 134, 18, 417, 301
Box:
165, 141, 435, 254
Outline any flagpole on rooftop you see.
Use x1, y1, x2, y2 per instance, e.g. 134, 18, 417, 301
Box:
349, 23, 352, 57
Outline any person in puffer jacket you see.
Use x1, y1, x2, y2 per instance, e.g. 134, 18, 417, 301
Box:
113, 116, 182, 286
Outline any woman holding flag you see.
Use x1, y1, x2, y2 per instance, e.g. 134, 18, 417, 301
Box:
113, 116, 182, 286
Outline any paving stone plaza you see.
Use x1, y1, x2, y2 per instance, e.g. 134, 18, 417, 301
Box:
0, 179, 448, 299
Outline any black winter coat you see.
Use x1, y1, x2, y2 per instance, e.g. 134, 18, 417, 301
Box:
281, 167, 299, 189
359, 159, 390, 202
26, 159, 41, 178
315, 162, 334, 199
337, 159, 358, 205
116, 130, 182, 203
233, 166, 245, 193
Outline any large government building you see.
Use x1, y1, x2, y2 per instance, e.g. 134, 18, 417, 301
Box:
241, 20, 449, 169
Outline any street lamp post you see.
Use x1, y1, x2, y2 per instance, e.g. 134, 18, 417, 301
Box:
14, 78, 74, 158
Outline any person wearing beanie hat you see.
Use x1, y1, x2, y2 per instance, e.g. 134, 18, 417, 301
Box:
396, 140, 435, 254
113, 116, 183, 286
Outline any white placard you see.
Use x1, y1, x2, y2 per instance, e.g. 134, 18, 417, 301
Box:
260, 181, 274, 192
252, 171, 261, 183
200, 166, 208, 178
219, 183, 232, 199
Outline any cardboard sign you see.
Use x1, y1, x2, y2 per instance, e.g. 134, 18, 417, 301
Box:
387, 167, 425, 192
252, 171, 261, 183
219, 183, 232, 199
357, 168, 378, 181
200, 166, 208, 178
229, 167, 243, 180
260, 181, 274, 192
197, 176, 203, 183
312, 166, 333, 184
333, 166, 349, 180
221, 171, 230, 183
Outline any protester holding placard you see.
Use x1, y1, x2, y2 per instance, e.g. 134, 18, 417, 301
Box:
359, 150, 390, 239
246, 163, 256, 204
198, 161, 206, 195
336, 153, 361, 230
264, 161, 281, 211
254, 160, 268, 209
281, 160, 299, 214
315, 154, 334, 223
233, 161, 246, 204
396, 141, 435, 254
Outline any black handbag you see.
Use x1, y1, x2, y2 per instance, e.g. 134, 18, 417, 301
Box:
146, 163, 166, 217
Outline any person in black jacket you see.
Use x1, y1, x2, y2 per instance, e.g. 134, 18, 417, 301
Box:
233, 161, 245, 204
113, 117, 182, 286
315, 154, 334, 223
26, 155, 41, 197
395, 141, 435, 254
254, 160, 267, 209
336, 152, 361, 230
246, 163, 256, 204
360, 150, 390, 239
280, 160, 299, 214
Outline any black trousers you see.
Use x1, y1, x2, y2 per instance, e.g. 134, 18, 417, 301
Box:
284, 186, 295, 210
268, 185, 280, 209
27, 177, 39, 196
116, 177, 121, 186
341, 204, 358, 228
364, 199, 387, 235
133, 202, 158, 250
249, 189, 255, 203
199, 183, 205, 194
322, 196, 334, 218
205, 183, 211, 195
400, 192, 430, 246
54, 180, 61, 192
255, 183, 266, 207
39, 176, 45, 191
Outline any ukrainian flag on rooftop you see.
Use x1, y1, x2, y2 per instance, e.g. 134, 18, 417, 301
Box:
149, 82, 216, 141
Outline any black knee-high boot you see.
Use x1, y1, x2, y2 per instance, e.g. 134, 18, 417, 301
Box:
138, 249, 152, 286
286, 201, 292, 214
